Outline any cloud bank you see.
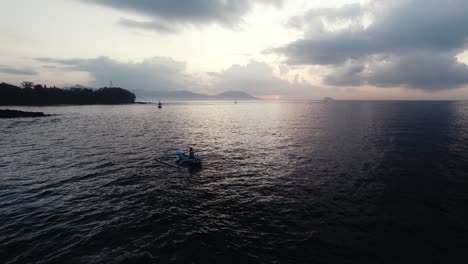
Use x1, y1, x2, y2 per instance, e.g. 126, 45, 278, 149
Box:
37, 57, 309, 97
80, 0, 282, 33
0, 67, 39, 76
209, 61, 311, 96
276, 0, 468, 90
37, 56, 195, 93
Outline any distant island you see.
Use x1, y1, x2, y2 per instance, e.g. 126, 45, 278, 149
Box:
0, 82, 135, 105
323, 97, 335, 101
135, 89, 259, 101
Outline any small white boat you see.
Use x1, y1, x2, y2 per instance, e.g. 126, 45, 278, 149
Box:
158, 151, 202, 170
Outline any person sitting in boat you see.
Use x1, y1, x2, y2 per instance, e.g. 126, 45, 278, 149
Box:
189, 147, 195, 159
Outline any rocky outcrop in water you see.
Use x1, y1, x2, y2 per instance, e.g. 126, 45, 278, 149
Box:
0, 109, 50, 118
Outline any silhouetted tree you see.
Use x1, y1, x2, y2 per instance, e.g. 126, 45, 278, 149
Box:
21, 81, 34, 89
0, 82, 136, 105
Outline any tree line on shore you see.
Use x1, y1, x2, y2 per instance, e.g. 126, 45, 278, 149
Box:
0, 82, 136, 105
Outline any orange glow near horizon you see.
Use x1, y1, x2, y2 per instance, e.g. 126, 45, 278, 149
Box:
258, 95, 281, 100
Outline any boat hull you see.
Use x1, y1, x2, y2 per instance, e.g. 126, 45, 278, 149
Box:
176, 151, 202, 167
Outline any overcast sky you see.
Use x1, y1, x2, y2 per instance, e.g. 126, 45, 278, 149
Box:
1, 0, 468, 99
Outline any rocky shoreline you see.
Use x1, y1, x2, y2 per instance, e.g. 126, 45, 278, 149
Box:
0, 109, 51, 118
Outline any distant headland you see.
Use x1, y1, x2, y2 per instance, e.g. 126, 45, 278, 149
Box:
0, 82, 259, 105
0, 109, 50, 118
0, 82, 135, 105
134, 89, 259, 101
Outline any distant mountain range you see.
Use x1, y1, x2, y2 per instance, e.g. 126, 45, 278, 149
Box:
133, 89, 259, 101
59, 85, 258, 100
1, 82, 259, 101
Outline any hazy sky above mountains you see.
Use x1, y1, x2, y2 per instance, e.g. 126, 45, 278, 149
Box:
1, 0, 468, 99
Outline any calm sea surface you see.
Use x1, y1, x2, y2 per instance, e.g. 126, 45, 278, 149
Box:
1, 101, 468, 263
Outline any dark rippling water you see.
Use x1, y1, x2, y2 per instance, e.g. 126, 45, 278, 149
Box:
1, 101, 468, 264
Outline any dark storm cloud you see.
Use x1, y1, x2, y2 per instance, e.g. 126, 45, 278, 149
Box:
276, 0, 468, 90
323, 60, 366, 86
80, 0, 282, 33
323, 53, 468, 90
279, 0, 468, 65
366, 53, 468, 90
276, 32, 373, 65
0, 67, 39, 75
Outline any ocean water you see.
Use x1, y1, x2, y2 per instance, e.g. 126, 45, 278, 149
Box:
1, 101, 467, 263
